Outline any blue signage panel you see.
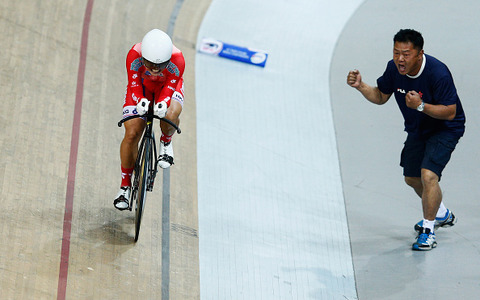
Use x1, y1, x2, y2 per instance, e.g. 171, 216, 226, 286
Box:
199, 38, 268, 67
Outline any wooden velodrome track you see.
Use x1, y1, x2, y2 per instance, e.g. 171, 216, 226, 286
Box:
3, 0, 480, 299
1, 0, 209, 299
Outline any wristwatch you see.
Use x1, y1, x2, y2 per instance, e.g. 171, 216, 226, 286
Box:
416, 102, 425, 112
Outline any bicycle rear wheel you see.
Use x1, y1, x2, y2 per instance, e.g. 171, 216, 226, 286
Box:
134, 139, 151, 242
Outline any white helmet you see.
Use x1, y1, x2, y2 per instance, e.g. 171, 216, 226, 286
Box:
141, 29, 172, 64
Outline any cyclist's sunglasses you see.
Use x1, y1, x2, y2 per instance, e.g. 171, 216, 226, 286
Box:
142, 57, 170, 71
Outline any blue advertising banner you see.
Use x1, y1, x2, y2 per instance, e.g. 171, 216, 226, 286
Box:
199, 38, 268, 67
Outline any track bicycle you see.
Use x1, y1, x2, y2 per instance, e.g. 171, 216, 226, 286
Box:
118, 106, 181, 242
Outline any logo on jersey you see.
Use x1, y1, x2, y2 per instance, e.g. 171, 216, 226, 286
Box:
130, 58, 142, 71
173, 92, 184, 105
132, 74, 138, 79
397, 88, 424, 98
166, 62, 180, 76
132, 93, 139, 102
171, 79, 177, 84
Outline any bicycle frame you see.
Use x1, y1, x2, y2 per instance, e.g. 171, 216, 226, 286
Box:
118, 106, 181, 241
118, 107, 181, 200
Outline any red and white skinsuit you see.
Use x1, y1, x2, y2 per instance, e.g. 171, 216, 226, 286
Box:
119, 43, 185, 188
122, 43, 185, 118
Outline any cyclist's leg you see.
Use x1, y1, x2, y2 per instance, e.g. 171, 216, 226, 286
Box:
120, 86, 152, 181
160, 98, 182, 138
160, 78, 184, 140
157, 79, 183, 168
115, 90, 147, 209
121, 118, 145, 167
120, 88, 147, 178
115, 119, 145, 209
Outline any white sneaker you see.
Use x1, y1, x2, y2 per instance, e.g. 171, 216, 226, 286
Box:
158, 140, 174, 169
114, 186, 130, 210
414, 209, 456, 233
412, 227, 437, 251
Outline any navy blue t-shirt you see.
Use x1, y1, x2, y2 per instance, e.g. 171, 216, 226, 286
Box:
377, 54, 465, 138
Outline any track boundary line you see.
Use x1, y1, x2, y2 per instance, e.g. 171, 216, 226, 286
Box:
56, 1, 94, 299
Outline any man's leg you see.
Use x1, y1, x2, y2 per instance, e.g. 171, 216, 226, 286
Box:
404, 176, 423, 197
406, 173, 452, 232
421, 168, 442, 221
411, 168, 442, 250
414, 132, 459, 231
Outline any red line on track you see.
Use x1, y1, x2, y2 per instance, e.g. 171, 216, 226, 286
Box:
57, 0, 94, 299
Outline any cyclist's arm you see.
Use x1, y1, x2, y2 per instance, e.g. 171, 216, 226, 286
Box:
155, 47, 185, 106
126, 44, 145, 103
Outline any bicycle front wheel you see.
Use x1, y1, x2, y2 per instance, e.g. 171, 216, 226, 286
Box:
134, 138, 151, 242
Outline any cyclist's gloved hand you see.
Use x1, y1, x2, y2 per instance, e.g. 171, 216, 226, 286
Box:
136, 98, 150, 116
154, 101, 168, 118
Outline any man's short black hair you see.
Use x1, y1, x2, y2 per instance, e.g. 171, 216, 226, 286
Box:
394, 29, 424, 51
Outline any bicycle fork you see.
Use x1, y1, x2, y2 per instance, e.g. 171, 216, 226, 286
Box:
147, 134, 159, 191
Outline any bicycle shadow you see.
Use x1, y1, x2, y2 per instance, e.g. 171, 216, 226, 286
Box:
85, 207, 136, 246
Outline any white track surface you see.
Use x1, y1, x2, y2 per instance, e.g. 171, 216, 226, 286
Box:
197, 0, 480, 299
196, 1, 363, 299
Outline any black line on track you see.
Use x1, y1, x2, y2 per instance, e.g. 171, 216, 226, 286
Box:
162, 1, 185, 299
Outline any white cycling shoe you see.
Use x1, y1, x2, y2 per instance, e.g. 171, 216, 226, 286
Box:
158, 140, 174, 169
114, 186, 130, 210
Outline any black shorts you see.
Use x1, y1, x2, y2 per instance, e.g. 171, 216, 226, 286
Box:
400, 132, 460, 180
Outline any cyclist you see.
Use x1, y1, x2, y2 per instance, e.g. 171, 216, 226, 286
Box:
114, 29, 185, 210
